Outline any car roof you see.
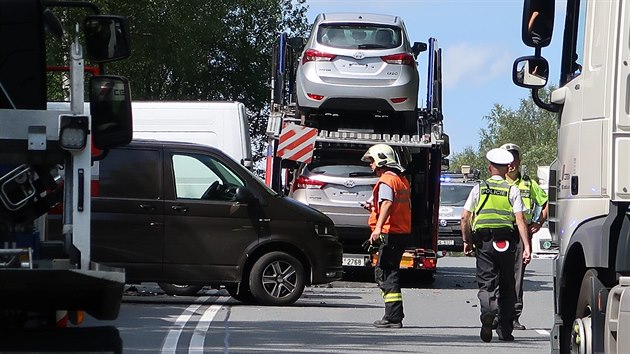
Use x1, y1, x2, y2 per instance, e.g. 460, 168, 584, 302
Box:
316, 13, 402, 26
127, 139, 224, 154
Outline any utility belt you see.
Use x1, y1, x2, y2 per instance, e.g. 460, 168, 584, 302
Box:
472, 227, 517, 243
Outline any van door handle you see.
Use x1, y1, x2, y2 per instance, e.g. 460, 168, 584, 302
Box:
139, 204, 155, 211
171, 205, 188, 213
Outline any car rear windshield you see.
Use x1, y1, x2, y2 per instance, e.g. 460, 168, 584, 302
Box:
440, 184, 474, 207
317, 24, 402, 50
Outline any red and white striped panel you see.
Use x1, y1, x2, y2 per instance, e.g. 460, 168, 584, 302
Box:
276, 123, 318, 163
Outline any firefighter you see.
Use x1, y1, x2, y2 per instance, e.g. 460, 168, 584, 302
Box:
361, 143, 411, 328
500, 143, 548, 330
460, 148, 532, 342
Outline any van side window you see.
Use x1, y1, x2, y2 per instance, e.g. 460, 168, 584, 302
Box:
172, 153, 244, 201
99, 148, 161, 199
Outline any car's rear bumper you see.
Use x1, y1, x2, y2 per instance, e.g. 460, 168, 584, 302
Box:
296, 71, 418, 112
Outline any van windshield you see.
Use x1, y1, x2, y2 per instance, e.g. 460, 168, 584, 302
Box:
440, 184, 474, 207
236, 163, 280, 196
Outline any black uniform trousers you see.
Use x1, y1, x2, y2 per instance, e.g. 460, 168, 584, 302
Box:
374, 233, 411, 323
474, 231, 517, 336
514, 236, 527, 320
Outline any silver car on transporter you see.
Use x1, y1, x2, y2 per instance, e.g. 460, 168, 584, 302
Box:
289, 145, 410, 256
295, 13, 426, 133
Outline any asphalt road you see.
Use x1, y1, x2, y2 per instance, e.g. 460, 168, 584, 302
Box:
86, 256, 555, 353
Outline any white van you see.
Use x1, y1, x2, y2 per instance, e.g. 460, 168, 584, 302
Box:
131, 101, 252, 168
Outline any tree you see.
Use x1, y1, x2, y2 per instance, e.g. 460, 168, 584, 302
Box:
449, 87, 557, 179
45, 0, 309, 164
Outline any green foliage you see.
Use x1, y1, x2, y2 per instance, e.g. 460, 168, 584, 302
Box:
44, 0, 309, 163
449, 87, 557, 179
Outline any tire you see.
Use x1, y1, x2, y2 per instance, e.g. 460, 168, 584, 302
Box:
570, 269, 605, 354
158, 283, 203, 296
225, 284, 256, 304
248, 251, 305, 306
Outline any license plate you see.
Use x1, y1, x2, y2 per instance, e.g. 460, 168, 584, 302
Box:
342, 255, 369, 267
437, 239, 455, 246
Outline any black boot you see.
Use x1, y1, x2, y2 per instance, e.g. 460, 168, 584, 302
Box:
373, 319, 402, 328
512, 319, 526, 330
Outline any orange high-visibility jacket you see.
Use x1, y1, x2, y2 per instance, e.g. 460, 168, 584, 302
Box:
368, 171, 412, 234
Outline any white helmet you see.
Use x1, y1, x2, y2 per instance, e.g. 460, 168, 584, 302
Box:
500, 143, 521, 155
361, 144, 405, 172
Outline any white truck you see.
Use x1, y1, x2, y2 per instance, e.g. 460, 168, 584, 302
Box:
131, 101, 253, 169
513, 0, 630, 353
0, 0, 133, 351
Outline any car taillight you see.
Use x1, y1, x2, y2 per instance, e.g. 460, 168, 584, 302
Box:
302, 49, 337, 65
307, 93, 325, 101
381, 53, 415, 66
293, 175, 327, 191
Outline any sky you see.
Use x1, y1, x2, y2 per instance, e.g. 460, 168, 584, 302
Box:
303, 0, 565, 154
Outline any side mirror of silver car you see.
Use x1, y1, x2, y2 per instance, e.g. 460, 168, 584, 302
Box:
412, 42, 427, 58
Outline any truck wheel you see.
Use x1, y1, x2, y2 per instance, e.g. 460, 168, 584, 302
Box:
158, 283, 203, 296
571, 269, 605, 354
225, 284, 256, 304
248, 251, 305, 306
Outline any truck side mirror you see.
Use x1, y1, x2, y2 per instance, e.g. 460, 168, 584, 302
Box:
522, 0, 554, 48
89, 75, 133, 149
412, 41, 427, 58
83, 15, 130, 63
513, 56, 549, 88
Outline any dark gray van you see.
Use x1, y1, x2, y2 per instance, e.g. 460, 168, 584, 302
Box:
51, 140, 343, 306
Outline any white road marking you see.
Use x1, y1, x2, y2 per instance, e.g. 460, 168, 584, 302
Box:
536, 329, 550, 336
189, 296, 229, 354
160, 296, 210, 354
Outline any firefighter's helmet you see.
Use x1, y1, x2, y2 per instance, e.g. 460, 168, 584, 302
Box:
361, 144, 405, 172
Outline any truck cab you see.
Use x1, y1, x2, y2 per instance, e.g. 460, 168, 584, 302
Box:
512, 0, 630, 352
0, 0, 133, 349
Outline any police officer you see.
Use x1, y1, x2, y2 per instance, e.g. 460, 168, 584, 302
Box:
361, 144, 412, 328
501, 143, 548, 330
461, 148, 532, 342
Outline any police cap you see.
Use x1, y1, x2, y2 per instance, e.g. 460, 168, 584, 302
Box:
500, 143, 521, 154
486, 148, 514, 166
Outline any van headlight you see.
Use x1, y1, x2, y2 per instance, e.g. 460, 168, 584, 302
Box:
314, 223, 337, 239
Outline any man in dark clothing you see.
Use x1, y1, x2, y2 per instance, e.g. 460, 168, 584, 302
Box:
361, 144, 412, 328
461, 148, 532, 342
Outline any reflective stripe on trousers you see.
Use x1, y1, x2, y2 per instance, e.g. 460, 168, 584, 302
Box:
383, 292, 403, 303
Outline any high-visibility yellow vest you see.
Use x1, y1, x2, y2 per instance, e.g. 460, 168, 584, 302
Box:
514, 177, 533, 223
473, 178, 515, 231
